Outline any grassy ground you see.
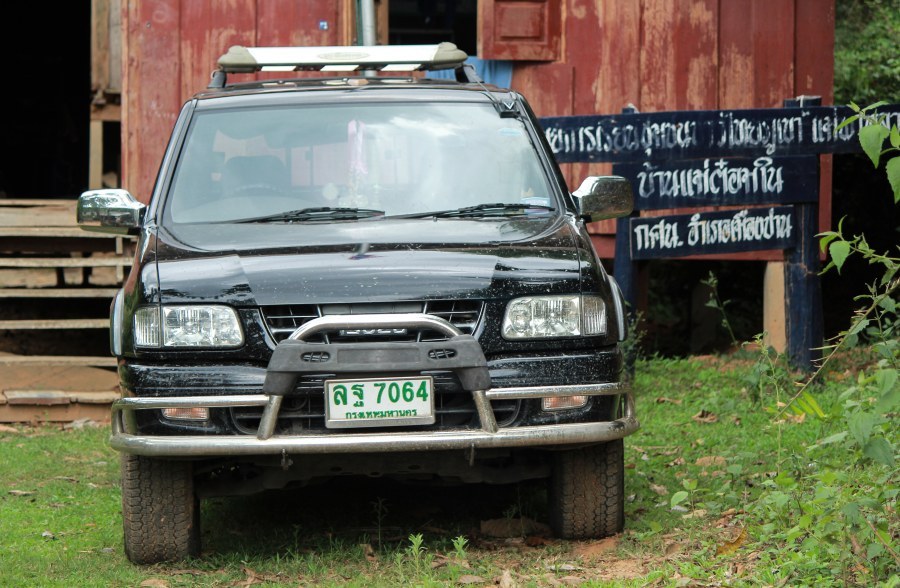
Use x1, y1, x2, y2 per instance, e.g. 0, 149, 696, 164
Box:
0, 351, 895, 587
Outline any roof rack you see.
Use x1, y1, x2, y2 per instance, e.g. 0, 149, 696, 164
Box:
210, 42, 475, 88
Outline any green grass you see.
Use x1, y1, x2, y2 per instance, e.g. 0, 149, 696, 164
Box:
0, 351, 895, 586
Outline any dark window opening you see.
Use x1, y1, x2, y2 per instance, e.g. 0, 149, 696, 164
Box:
388, 0, 478, 57
0, 2, 92, 199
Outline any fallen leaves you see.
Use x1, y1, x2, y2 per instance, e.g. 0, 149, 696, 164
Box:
457, 574, 486, 584
8, 489, 35, 497
695, 456, 727, 468
692, 410, 719, 424
650, 483, 669, 496
479, 517, 551, 539
572, 536, 619, 560
716, 527, 748, 556
360, 543, 377, 562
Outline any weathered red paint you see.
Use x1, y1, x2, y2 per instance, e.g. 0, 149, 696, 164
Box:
478, 0, 562, 61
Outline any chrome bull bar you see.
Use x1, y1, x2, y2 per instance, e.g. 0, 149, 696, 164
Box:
109, 314, 638, 457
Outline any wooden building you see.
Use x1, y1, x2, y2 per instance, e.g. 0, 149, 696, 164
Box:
121, 0, 834, 254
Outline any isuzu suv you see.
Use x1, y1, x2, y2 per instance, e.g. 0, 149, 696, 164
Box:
78, 43, 638, 564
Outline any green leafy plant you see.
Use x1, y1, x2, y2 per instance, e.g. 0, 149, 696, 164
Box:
746, 99, 900, 584
701, 271, 738, 347
836, 101, 900, 204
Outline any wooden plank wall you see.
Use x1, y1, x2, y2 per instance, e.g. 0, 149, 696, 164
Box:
122, 0, 834, 232
511, 0, 834, 258
122, 0, 354, 202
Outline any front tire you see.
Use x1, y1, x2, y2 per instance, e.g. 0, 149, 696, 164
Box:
549, 439, 625, 539
121, 454, 200, 564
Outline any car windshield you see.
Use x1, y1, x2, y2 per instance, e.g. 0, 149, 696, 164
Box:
165, 101, 556, 223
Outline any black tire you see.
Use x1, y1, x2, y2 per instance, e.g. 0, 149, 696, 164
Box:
121, 454, 201, 564
548, 439, 625, 539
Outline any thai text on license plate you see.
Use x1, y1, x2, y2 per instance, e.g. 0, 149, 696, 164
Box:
324, 376, 435, 429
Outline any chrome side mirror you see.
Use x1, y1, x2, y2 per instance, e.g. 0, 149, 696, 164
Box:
572, 176, 634, 222
77, 189, 146, 235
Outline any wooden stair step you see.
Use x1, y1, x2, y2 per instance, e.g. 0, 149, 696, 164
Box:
0, 288, 119, 298
0, 355, 117, 367
1, 390, 120, 405
0, 227, 123, 238
0, 319, 109, 330
0, 257, 130, 268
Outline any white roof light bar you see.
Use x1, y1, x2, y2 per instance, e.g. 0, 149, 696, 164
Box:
217, 43, 468, 74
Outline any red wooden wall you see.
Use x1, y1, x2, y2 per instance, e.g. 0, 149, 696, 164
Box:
123, 0, 834, 259
122, 0, 354, 202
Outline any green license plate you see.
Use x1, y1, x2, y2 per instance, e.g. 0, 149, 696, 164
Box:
324, 376, 435, 429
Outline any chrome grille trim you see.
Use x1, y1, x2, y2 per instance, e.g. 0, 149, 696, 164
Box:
260, 300, 484, 343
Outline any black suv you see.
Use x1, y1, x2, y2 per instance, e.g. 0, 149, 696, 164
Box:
78, 43, 638, 564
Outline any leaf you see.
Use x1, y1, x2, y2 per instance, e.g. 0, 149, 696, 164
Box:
692, 410, 718, 424
886, 156, 900, 204
650, 483, 669, 496
835, 113, 859, 131
818, 231, 838, 253
828, 241, 851, 273
863, 437, 895, 467
861, 100, 889, 112
859, 124, 889, 167
715, 527, 747, 556
876, 381, 900, 414
695, 456, 726, 467
800, 391, 826, 418
867, 542, 885, 559
848, 318, 869, 336
670, 491, 689, 508
818, 431, 849, 446
458, 575, 487, 585
849, 412, 876, 447
875, 369, 898, 396
891, 126, 900, 148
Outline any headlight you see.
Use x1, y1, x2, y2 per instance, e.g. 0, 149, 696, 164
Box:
134, 305, 244, 348
502, 295, 606, 339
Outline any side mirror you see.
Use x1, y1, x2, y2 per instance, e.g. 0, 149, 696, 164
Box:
77, 189, 146, 235
572, 176, 634, 222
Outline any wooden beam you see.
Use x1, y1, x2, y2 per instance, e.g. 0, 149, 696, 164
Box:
763, 261, 787, 353
90, 119, 103, 190
91, 0, 111, 92
90, 104, 121, 122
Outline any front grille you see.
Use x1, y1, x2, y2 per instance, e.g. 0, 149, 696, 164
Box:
260, 300, 483, 343
230, 371, 519, 434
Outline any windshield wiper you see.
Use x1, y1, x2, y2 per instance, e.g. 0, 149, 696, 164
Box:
234, 207, 385, 223
391, 202, 555, 219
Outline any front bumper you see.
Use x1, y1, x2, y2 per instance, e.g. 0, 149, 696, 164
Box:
111, 313, 638, 457
110, 384, 637, 457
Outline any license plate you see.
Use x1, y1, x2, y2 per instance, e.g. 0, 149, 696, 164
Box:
324, 376, 435, 429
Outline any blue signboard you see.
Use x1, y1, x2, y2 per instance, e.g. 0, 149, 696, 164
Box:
540, 104, 900, 163
629, 206, 796, 260
614, 155, 819, 211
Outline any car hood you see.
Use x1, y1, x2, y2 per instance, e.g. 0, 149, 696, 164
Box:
153, 217, 583, 305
